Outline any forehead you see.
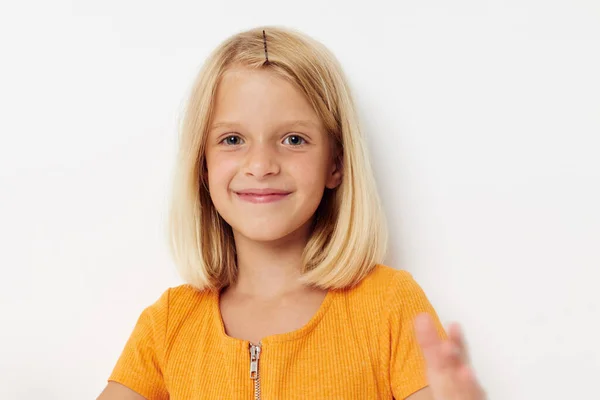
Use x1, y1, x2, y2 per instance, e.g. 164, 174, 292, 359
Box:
211, 67, 322, 128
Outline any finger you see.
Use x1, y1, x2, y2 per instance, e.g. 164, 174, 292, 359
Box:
414, 313, 444, 368
439, 337, 463, 370
414, 313, 441, 349
415, 313, 462, 370
447, 322, 471, 364
426, 328, 468, 378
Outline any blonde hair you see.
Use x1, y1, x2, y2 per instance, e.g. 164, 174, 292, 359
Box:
166, 25, 388, 291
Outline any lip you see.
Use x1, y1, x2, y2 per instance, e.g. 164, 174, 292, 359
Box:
236, 188, 291, 195
234, 191, 291, 204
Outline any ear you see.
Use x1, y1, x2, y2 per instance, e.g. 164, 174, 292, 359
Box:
325, 151, 343, 189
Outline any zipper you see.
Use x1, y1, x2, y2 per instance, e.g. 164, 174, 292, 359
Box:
249, 342, 262, 400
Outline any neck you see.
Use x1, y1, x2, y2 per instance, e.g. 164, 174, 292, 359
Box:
229, 221, 312, 299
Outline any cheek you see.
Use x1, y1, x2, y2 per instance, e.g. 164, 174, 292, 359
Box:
206, 154, 238, 189
288, 159, 327, 198
290, 151, 329, 183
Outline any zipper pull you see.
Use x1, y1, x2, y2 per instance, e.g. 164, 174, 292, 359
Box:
249, 343, 261, 379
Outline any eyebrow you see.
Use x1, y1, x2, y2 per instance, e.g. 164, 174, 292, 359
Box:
209, 119, 320, 131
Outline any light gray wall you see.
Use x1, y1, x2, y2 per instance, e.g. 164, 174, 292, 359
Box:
1, 1, 598, 398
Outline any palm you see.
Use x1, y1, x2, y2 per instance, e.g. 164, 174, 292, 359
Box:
414, 313, 486, 400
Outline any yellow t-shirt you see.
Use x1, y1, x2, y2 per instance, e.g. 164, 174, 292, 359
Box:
108, 264, 447, 399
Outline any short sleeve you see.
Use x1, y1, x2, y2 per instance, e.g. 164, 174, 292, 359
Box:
108, 288, 170, 400
385, 272, 448, 400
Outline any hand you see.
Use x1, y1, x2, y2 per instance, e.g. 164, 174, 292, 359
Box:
414, 313, 486, 400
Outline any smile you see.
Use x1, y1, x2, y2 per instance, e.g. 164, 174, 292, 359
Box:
234, 192, 290, 204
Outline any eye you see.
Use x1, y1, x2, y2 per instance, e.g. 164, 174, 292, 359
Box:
283, 135, 307, 146
220, 135, 244, 146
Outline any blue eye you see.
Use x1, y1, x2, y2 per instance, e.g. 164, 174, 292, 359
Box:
284, 135, 306, 146
221, 135, 243, 145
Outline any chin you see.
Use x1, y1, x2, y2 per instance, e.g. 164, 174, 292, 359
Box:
235, 227, 295, 243
232, 220, 310, 244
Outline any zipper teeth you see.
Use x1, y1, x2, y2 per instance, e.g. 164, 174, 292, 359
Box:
250, 343, 262, 400
254, 372, 261, 400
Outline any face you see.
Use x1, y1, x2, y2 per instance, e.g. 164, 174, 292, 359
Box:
204, 66, 342, 244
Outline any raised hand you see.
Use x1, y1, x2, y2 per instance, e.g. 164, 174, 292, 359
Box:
414, 313, 486, 400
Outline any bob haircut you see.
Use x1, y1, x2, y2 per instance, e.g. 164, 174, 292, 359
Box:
166, 25, 388, 291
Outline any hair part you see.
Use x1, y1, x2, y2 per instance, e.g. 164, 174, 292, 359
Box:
166, 25, 388, 291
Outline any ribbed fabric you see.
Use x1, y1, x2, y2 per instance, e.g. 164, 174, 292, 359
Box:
108, 264, 448, 399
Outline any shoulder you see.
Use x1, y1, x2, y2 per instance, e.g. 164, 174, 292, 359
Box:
364, 265, 445, 341
335, 264, 425, 323
140, 283, 215, 328
363, 263, 415, 284
348, 263, 420, 300
365, 264, 435, 312
345, 264, 439, 327
167, 283, 213, 308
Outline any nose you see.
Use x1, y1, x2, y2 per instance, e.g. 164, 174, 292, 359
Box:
243, 141, 280, 178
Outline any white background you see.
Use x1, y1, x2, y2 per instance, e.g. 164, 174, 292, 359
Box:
1, 1, 598, 399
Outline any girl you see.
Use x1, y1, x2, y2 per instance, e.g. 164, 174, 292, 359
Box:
98, 26, 486, 400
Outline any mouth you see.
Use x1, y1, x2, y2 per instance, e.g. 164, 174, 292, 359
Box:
234, 191, 291, 204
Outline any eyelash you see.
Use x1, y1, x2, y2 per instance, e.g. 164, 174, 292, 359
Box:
219, 134, 308, 147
